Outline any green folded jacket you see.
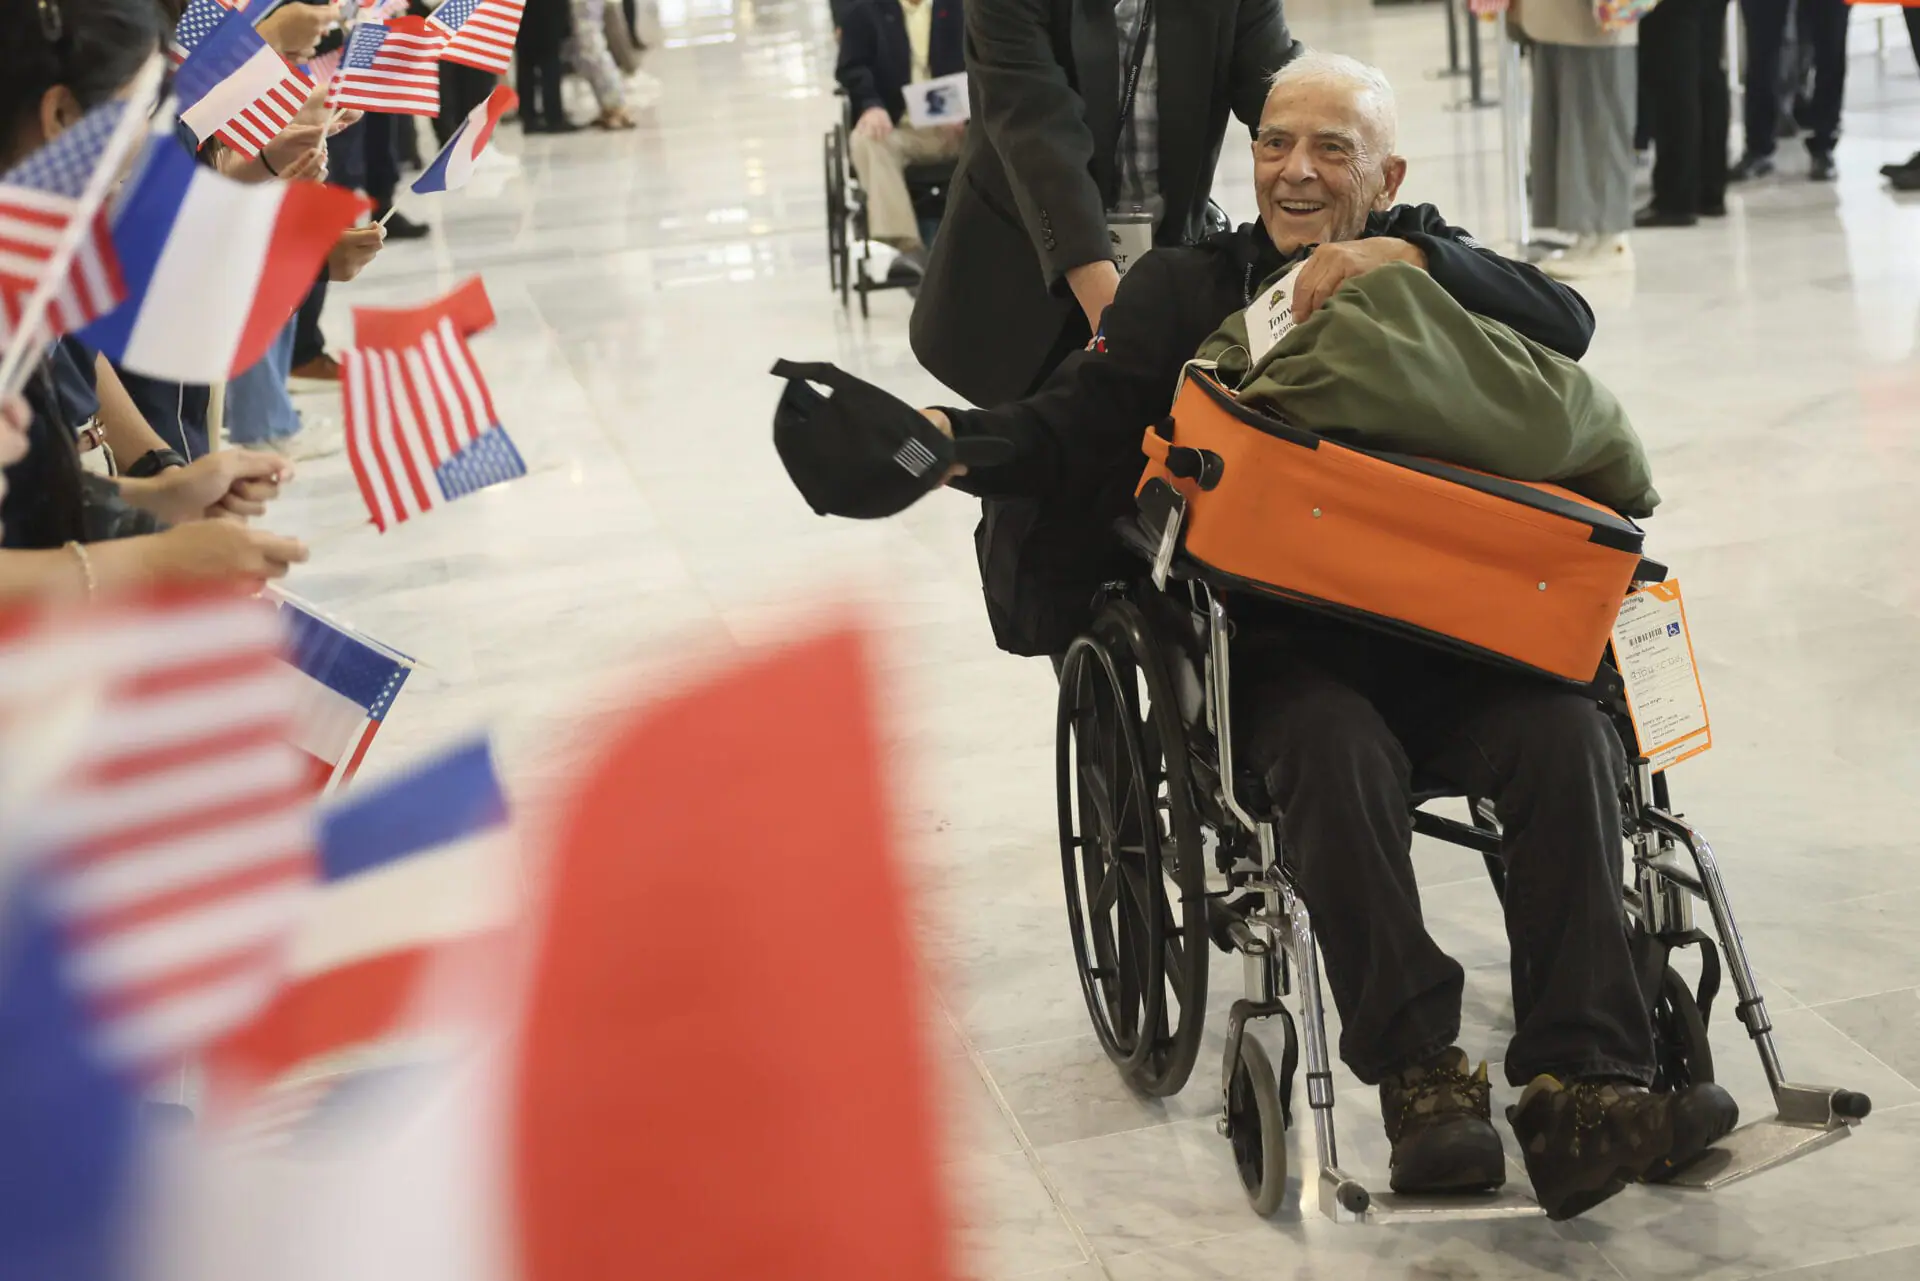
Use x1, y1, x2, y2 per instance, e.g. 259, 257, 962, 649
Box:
1195, 262, 1659, 518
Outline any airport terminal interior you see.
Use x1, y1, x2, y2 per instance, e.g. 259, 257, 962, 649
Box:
251, 2, 1920, 1276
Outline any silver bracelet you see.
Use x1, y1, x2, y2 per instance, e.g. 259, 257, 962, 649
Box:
64, 540, 96, 600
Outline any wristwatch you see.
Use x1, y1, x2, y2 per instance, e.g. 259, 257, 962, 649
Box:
125, 448, 188, 478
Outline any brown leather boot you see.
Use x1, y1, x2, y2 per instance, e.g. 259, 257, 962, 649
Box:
1379, 1047, 1507, 1194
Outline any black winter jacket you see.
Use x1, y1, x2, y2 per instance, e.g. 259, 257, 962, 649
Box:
941, 206, 1596, 656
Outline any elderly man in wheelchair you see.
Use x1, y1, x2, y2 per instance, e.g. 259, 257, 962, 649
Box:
773, 51, 1871, 1225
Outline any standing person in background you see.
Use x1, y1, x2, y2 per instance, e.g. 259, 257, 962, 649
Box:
907, 0, 1298, 408
1514, 0, 1638, 278
836, 0, 966, 278
1635, 0, 1729, 226
333, 114, 432, 237
517, 0, 577, 132
1730, 0, 1848, 181
566, 0, 637, 128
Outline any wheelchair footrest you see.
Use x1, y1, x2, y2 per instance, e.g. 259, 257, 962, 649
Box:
1322, 1179, 1545, 1225
1661, 1092, 1859, 1192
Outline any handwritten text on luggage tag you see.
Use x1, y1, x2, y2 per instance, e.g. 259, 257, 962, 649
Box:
1610, 580, 1712, 772
1243, 265, 1303, 366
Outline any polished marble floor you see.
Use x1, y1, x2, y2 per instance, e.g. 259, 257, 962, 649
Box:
274, 3, 1920, 1276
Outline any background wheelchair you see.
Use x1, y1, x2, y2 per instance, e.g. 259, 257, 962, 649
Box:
822, 91, 955, 317
1053, 482, 1875, 1223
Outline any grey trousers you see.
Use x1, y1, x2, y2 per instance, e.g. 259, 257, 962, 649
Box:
1530, 44, 1637, 236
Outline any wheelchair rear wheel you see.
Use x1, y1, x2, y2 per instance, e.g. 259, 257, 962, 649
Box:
1056, 599, 1209, 1097
1651, 963, 1714, 1091
823, 128, 845, 295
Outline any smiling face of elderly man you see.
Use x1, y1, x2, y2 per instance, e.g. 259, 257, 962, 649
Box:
1252, 55, 1409, 254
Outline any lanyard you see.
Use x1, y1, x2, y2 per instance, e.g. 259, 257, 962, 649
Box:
1113, 0, 1154, 180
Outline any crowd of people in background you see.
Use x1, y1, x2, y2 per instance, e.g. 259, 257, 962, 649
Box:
830, 0, 1920, 294
0, 0, 658, 605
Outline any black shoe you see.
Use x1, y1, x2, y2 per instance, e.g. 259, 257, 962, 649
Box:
1729, 152, 1776, 182
1809, 151, 1836, 182
1508, 1077, 1739, 1221
1700, 201, 1727, 218
1892, 166, 1920, 193
1379, 1048, 1508, 1195
373, 206, 431, 240
1880, 150, 1920, 178
1634, 205, 1697, 229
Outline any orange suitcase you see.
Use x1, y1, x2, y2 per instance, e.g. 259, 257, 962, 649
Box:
1136, 371, 1647, 684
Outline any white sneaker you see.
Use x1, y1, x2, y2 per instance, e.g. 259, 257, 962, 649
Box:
266, 416, 345, 462
1541, 233, 1634, 281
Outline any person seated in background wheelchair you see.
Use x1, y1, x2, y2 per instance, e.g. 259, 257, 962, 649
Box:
915, 53, 1738, 1220
835, 0, 966, 278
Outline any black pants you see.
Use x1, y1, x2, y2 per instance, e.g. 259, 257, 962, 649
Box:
517, 51, 568, 128
1742, 0, 1849, 157
1239, 630, 1655, 1088
364, 112, 400, 206
1642, 0, 1731, 216
293, 271, 328, 366
1912, 6, 1920, 77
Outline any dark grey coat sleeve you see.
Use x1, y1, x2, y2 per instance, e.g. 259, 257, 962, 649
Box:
1228, 0, 1300, 134
964, 0, 1114, 287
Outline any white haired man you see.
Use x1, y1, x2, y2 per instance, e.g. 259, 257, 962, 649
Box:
922, 53, 1737, 1219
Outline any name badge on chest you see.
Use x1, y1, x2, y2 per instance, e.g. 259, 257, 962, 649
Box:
1106, 212, 1155, 277
1243, 265, 1303, 366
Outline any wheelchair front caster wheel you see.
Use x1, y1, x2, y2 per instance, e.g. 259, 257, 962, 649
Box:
1225, 1034, 1288, 1217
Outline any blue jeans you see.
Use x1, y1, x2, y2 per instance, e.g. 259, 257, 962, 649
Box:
224, 320, 299, 445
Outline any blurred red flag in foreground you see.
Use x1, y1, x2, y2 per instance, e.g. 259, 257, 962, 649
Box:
514, 625, 956, 1281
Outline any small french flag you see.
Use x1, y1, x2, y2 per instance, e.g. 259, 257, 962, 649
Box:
412, 86, 517, 195
81, 129, 365, 383
276, 593, 415, 796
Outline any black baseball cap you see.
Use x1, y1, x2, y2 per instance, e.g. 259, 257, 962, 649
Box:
772, 359, 1016, 519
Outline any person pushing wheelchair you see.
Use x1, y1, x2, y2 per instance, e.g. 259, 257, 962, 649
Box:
774, 52, 1737, 1220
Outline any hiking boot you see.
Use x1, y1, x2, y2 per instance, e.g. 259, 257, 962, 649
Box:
1379, 1047, 1507, 1194
1508, 1076, 1738, 1220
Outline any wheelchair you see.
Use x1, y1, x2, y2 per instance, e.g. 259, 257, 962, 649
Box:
1052, 410, 1875, 1222
822, 91, 955, 317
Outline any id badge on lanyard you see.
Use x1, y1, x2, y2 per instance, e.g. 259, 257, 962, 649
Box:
1107, 212, 1154, 277
1107, 0, 1154, 277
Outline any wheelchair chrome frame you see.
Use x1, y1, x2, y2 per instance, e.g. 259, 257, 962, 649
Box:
1190, 581, 1869, 1222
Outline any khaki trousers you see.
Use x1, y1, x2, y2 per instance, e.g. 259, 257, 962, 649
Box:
848, 121, 961, 250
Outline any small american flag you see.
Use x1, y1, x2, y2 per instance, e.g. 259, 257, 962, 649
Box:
5, 591, 317, 1081
170, 0, 245, 65
305, 46, 344, 88
216, 66, 316, 159
0, 100, 127, 349
327, 17, 447, 116
435, 0, 525, 74
343, 316, 527, 531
